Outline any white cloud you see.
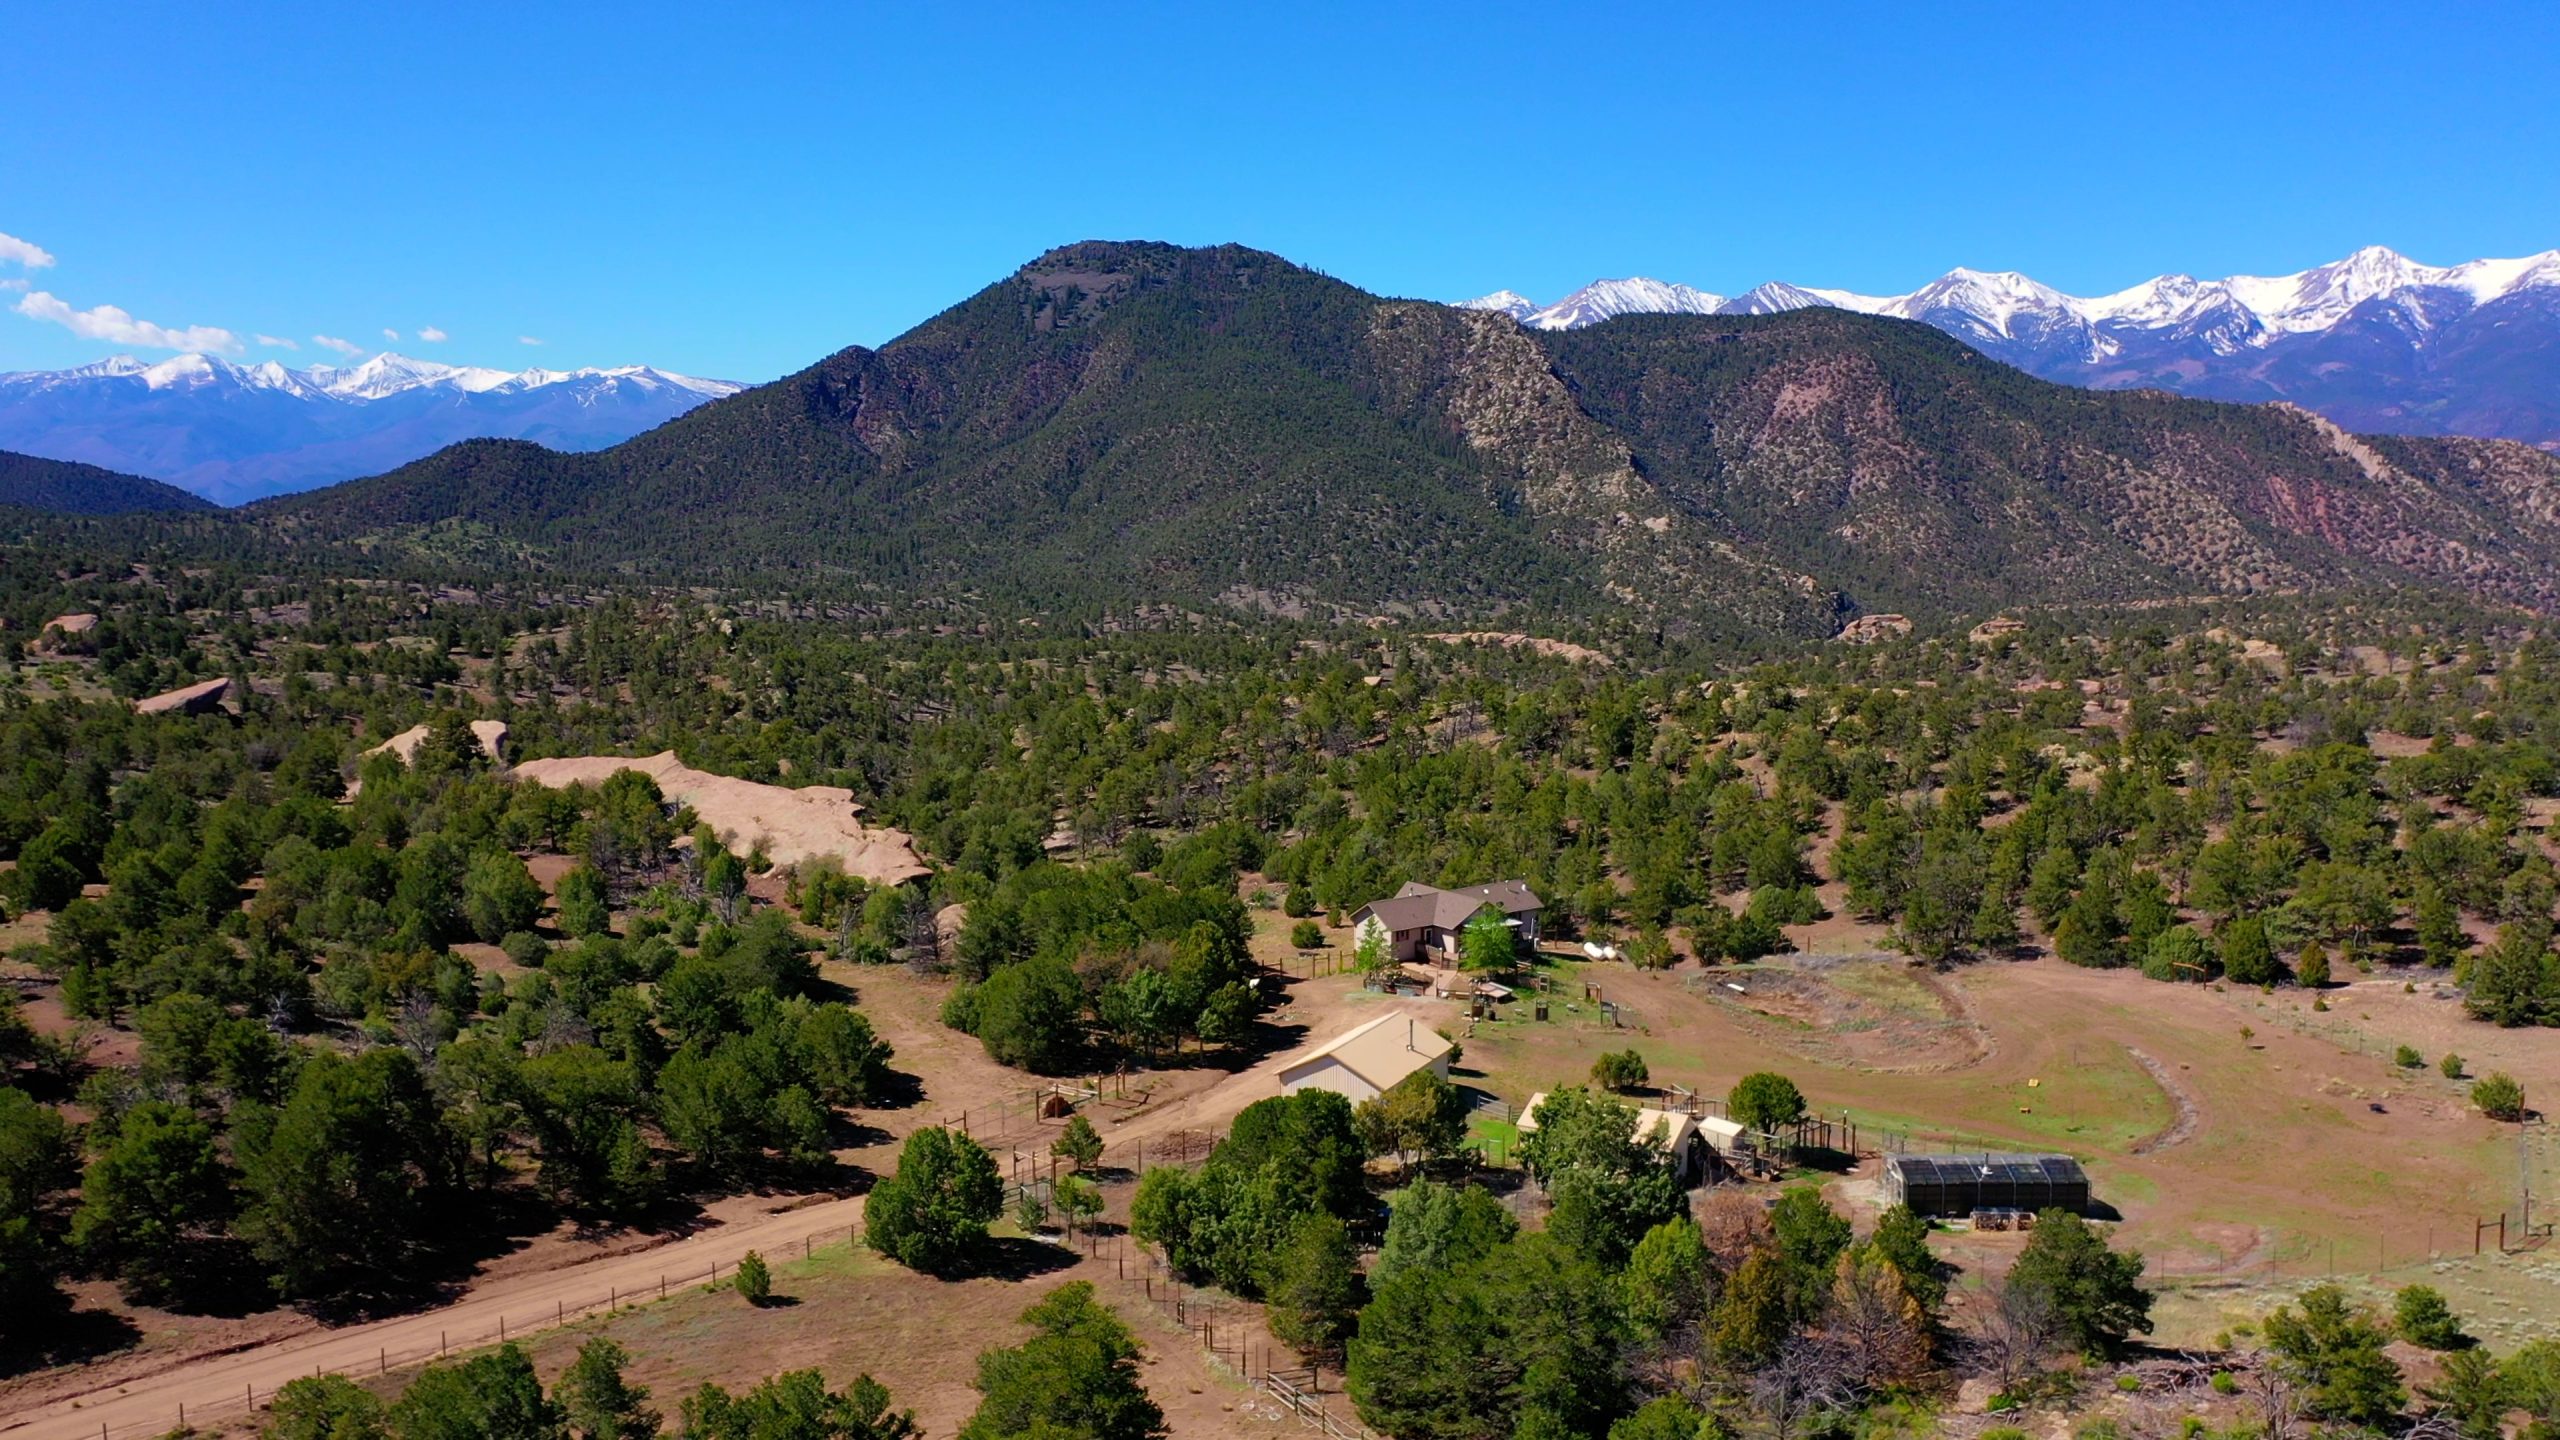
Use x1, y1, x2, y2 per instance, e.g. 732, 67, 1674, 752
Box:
15, 290, 241, 353
0, 279, 26, 293
312, 334, 362, 356
254, 333, 300, 350
518, 335, 544, 346
382, 328, 400, 341
417, 326, 448, 343
0, 232, 56, 270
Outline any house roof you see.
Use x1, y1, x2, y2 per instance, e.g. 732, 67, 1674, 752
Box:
1279, 1012, 1453, 1091
1517, 1091, 1699, 1150
1355, 879, 1543, 933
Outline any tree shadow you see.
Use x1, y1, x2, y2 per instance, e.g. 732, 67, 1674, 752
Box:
805, 971, 863, 1006
1459, 1166, 1533, 1201
765, 1153, 875, 1197
1239, 1011, 1312, 1055
960, 1235, 1082, 1282
0, 1300, 143, 1379
828, 1113, 896, 1153
151, 1238, 278, 1318
867, 1066, 927, 1111
1788, 1146, 1859, 1175
302, 1185, 585, 1319
1123, 1042, 1263, 1077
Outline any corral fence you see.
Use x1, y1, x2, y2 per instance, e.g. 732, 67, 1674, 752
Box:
1102, 1232, 1377, 1440
1265, 1367, 1384, 1440
940, 1074, 1156, 1147
49, 1224, 867, 1440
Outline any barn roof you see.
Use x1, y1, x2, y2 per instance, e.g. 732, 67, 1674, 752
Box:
1279, 1012, 1452, 1092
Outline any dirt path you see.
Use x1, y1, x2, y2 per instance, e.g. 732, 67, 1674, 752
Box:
2126, 1046, 2203, 1154
3, 1196, 869, 1440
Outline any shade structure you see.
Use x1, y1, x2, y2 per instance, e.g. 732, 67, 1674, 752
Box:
1881, 1153, 2090, 1217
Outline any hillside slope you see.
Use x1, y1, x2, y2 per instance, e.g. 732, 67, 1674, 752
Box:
264, 241, 2560, 635
0, 449, 215, 515
1537, 311, 2560, 616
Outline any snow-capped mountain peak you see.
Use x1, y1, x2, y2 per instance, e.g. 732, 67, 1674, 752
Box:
1891, 268, 2083, 337
137, 354, 228, 389
6, 350, 750, 406
1524, 277, 1727, 331
305, 352, 518, 400
1457, 290, 1537, 322
1465, 245, 2560, 349
0, 350, 748, 503
1456, 245, 2560, 449
65, 355, 151, 380
1722, 282, 1837, 315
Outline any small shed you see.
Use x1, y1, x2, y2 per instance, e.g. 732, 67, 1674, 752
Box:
1695, 1114, 1753, 1156
1881, 1153, 2090, 1219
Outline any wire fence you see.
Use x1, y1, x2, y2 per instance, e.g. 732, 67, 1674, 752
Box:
2143, 1209, 2554, 1288
32, 1223, 865, 1440
1094, 1230, 1379, 1440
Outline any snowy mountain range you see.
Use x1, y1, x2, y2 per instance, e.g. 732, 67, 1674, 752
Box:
1465, 247, 2560, 448
0, 352, 743, 503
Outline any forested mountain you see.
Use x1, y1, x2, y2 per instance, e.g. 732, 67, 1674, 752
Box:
0, 449, 214, 516
262, 242, 2560, 638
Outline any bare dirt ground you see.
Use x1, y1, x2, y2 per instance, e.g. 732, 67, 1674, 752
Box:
1417, 632, 1612, 666
2243, 969, 2560, 1101
1689, 958, 1990, 1072
509, 752, 929, 884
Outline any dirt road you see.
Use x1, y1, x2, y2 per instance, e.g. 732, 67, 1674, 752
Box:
4, 1195, 868, 1440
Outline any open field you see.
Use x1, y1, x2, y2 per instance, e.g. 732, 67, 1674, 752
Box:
1453, 949, 2537, 1342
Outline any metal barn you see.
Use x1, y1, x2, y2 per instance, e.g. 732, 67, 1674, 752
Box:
1882, 1154, 2091, 1219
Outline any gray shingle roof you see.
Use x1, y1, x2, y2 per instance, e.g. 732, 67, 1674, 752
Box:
1356, 879, 1542, 932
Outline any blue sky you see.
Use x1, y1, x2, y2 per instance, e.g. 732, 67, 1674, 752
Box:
4, 2, 2555, 382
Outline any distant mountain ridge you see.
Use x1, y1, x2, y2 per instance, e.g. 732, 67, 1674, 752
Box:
0, 449, 212, 515
0, 352, 743, 504
261, 240, 2560, 640
1463, 246, 2560, 447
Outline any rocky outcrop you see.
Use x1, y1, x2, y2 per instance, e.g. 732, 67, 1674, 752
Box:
135, 677, 230, 716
